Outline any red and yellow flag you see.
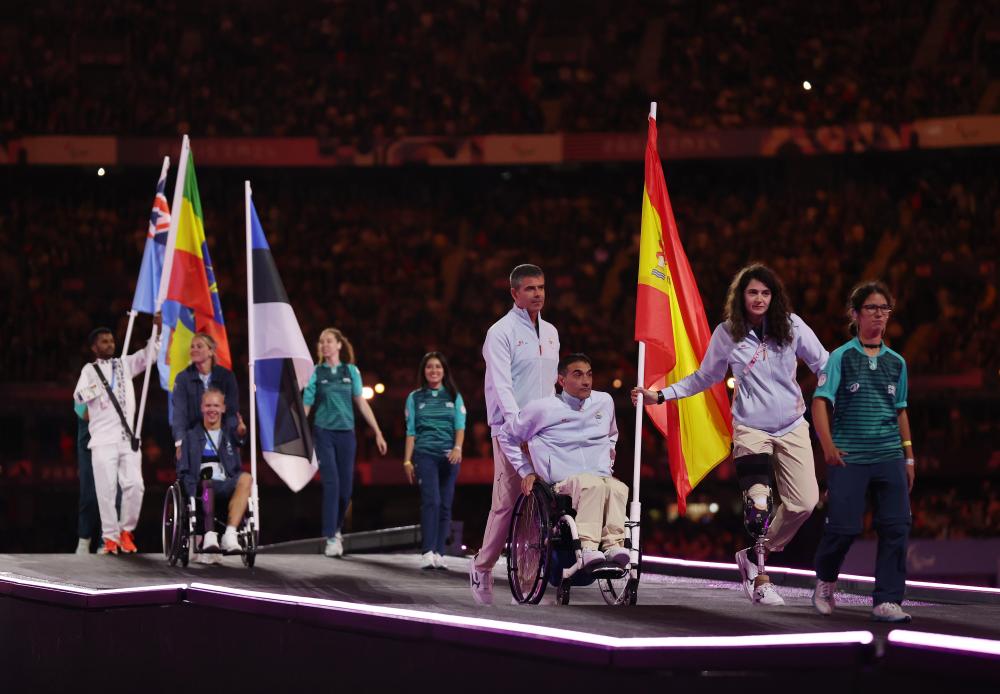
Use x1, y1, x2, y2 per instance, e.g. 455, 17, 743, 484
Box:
636, 113, 732, 514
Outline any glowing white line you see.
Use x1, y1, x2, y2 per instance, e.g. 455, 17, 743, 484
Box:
642, 556, 1000, 594
0, 573, 187, 595
888, 630, 1000, 656
189, 582, 873, 649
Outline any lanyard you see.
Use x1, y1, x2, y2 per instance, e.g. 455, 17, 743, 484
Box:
742, 340, 767, 376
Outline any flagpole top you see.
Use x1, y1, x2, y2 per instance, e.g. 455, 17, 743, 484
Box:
649, 102, 657, 120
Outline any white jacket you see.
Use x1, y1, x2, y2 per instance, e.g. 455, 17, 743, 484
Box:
499, 390, 618, 484
74, 340, 158, 449
483, 304, 559, 436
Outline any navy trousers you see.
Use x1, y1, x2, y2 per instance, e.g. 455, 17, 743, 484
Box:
413, 451, 460, 555
814, 458, 911, 605
314, 427, 357, 538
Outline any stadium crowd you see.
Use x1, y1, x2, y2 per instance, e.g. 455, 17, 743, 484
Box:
1, 0, 993, 138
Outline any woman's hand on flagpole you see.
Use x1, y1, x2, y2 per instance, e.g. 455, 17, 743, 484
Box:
631, 387, 660, 406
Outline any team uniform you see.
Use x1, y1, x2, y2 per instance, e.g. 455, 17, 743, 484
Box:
813, 338, 911, 607
404, 387, 466, 556
474, 304, 559, 574
303, 362, 363, 539
73, 341, 157, 544
498, 390, 626, 556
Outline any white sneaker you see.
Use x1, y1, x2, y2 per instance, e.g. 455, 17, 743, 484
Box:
324, 535, 343, 558
196, 552, 222, 564
420, 551, 436, 569
202, 531, 220, 552
582, 549, 606, 567
752, 580, 786, 606
735, 548, 758, 602
75, 538, 91, 555
813, 579, 837, 615
335, 531, 345, 555
220, 528, 240, 553
872, 602, 912, 623
469, 559, 494, 606
433, 553, 448, 570
604, 546, 630, 567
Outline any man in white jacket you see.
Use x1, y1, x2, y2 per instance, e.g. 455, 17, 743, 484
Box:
469, 264, 559, 605
73, 321, 160, 554
499, 353, 628, 568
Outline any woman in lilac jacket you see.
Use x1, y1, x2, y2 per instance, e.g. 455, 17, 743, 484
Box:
633, 263, 828, 607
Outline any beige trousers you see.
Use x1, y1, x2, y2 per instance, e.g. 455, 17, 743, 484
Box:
733, 421, 819, 553
473, 436, 523, 571
554, 473, 629, 551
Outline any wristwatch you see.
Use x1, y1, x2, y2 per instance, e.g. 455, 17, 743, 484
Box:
657, 390, 665, 405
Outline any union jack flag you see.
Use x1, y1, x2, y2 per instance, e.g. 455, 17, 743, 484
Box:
132, 160, 171, 315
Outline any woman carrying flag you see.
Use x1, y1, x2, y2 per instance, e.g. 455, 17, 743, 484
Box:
304, 328, 387, 558
633, 263, 828, 607
402, 352, 466, 570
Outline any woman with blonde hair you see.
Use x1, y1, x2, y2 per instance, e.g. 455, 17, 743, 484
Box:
172, 332, 243, 460
304, 328, 387, 557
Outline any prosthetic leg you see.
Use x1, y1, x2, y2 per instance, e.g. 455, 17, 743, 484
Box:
735, 453, 775, 594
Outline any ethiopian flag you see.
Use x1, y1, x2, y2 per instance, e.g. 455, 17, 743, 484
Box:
157, 140, 231, 393
636, 109, 732, 514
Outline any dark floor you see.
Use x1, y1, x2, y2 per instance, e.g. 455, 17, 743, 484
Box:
3, 552, 999, 644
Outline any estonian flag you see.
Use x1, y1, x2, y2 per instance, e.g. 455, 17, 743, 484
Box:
249, 197, 318, 491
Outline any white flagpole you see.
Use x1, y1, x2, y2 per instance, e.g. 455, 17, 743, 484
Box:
628, 101, 658, 569
121, 155, 171, 359
245, 180, 260, 536
157, 135, 189, 311
133, 323, 158, 438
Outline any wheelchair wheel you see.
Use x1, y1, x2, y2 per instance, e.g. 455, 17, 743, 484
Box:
599, 533, 642, 606
556, 580, 571, 605
162, 483, 187, 567
240, 527, 258, 568
506, 488, 552, 604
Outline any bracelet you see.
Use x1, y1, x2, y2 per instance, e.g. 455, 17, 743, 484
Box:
403, 460, 413, 467
657, 390, 665, 405
901, 440, 912, 447
904, 458, 915, 466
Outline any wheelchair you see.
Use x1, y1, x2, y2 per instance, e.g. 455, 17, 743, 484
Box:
162, 478, 258, 568
506, 483, 641, 606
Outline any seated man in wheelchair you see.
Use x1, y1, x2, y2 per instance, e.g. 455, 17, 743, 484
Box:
176, 387, 251, 559
499, 353, 629, 568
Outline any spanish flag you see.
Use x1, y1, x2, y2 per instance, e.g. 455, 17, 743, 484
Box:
636, 108, 732, 514
157, 139, 232, 392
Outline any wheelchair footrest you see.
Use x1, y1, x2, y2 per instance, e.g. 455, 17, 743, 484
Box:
588, 562, 629, 580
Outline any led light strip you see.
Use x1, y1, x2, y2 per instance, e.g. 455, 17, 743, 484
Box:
0, 572, 187, 595
642, 556, 1000, 594
888, 630, 1000, 656
188, 582, 874, 649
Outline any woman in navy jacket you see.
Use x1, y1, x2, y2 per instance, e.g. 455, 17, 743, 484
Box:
172, 332, 243, 458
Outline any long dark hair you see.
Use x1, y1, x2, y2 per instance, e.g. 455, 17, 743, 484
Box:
847, 280, 894, 336
419, 351, 458, 401
724, 263, 793, 346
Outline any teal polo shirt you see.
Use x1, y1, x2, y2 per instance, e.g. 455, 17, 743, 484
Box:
405, 387, 466, 455
303, 363, 363, 431
814, 338, 908, 464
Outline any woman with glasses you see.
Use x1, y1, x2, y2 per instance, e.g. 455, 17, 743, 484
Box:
811, 281, 914, 623
403, 352, 466, 570
633, 263, 828, 607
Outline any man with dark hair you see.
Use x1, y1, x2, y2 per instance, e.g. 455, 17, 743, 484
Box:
499, 353, 628, 567
73, 320, 160, 555
469, 263, 559, 605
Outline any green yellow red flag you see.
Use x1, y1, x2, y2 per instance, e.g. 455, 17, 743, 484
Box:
635, 113, 732, 514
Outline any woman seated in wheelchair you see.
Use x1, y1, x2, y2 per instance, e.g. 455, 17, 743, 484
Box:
176, 386, 251, 560
499, 353, 629, 569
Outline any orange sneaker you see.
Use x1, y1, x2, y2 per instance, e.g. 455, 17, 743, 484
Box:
101, 539, 120, 555
119, 530, 137, 553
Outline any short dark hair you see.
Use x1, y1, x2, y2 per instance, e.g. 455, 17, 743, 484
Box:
202, 386, 226, 402
509, 264, 544, 289
88, 327, 113, 346
558, 353, 592, 375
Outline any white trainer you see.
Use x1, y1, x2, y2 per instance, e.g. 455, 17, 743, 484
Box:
202, 531, 220, 552
75, 538, 91, 555
752, 580, 786, 606
604, 546, 630, 567
813, 579, 837, 615
324, 535, 344, 558
220, 527, 241, 553
735, 548, 758, 602
872, 602, 912, 623
433, 553, 448, 570
196, 552, 222, 564
420, 551, 436, 569
582, 549, 606, 567
469, 559, 494, 606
